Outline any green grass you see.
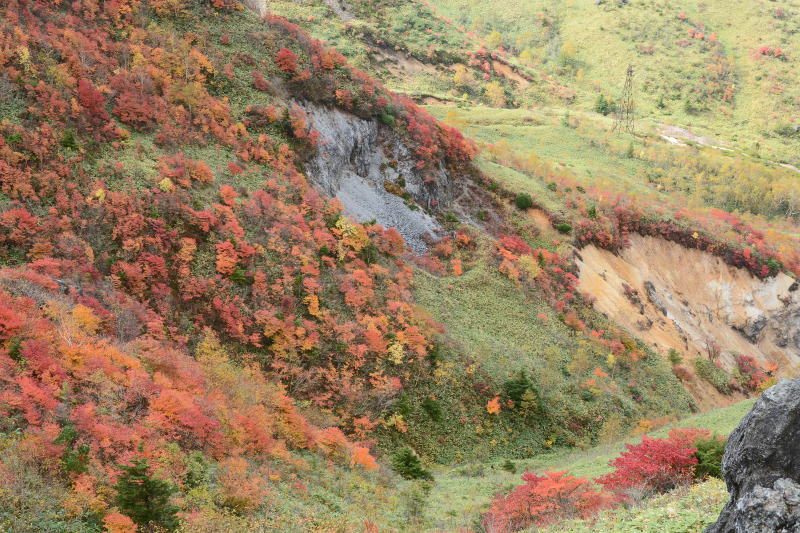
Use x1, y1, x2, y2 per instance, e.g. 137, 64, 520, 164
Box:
544, 477, 729, 533
426, 105, 671, 198
421, 396, 752, 531
414, 257, 570, 377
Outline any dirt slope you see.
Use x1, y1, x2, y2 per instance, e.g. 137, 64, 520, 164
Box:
576, 234, 800, 409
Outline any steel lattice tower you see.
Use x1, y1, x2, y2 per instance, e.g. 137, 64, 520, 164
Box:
613, 64, 635, 136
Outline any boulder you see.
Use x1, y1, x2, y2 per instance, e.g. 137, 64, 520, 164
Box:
705, 378, 800, 532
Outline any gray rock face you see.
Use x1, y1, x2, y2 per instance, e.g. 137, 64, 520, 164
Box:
644, 280, 668, 316
736, 307, 768, 343
705, 378, 800, 533
300, 102, 449, 254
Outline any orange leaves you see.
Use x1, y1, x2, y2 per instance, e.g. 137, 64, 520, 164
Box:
0, 301, 23, 340
451, 257, 463, 276
364, 328, 388, 354
157, 153, 214, 188
215, 241, 239, 276
487, 396, 501, 415
351, 446, 378, 471
215, 457, 270, 514
219, 185, 239, 207
486, 471, 609, 532
103, 513, 137, 533
148, 388, 224, 451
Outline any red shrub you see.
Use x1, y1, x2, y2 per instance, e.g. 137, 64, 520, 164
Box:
596, 435, 697, 500
275, 47, 299, 73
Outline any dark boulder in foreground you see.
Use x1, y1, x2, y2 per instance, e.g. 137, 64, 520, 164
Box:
705, 378, 800, 533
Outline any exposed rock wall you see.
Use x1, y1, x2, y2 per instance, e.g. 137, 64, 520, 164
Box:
705, 378, 800, 533
576, 234, 800, 409
241, 0, 268, 16
300, 102, 449, 253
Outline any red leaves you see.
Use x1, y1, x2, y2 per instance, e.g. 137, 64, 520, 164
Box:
250, 71, 270, 91
77, 79, 110, 122
596, 435, 697, 498
275, 47, 299, 73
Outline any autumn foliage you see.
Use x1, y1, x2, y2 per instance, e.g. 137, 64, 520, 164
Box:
484, 471, 609, 532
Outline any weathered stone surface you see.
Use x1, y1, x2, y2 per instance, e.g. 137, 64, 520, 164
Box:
300, 101, 448, 253
644, 280, 668, 316
705, 378, 800, 533
735, 306, 768, 343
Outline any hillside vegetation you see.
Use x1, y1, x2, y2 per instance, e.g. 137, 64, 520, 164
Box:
0, 0, 798, 531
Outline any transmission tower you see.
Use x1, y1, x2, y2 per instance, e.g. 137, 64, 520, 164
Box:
612, 64, 635, 136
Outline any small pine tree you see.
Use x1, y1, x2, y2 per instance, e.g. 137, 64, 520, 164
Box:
594, 94, 610, 116
668, 348, 684, 366
392, 447, 433, 481
61, 129, 79, 150
114, 459, 180, 530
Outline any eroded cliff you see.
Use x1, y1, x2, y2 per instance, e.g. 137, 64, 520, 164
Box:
576, 234, 800, 409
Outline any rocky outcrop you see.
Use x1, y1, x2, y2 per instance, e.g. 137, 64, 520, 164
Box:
705, 378, 800, 533
300, 102, 449, 253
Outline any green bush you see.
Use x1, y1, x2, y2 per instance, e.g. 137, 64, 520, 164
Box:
554, 222, 573, 233
514, 193, 533, 210
60, 129, 79, 150
391, 447, 433, 481
693, 435, 726, 480
693, 358, 731, 395
668, 348, 684, 366
379, 111, 395, 126
421, 397, 442, 422
595, 94, 610, 116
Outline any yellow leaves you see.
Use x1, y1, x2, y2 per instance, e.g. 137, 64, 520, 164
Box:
335, 216, 368, 254
484, 81, 506, 108
518, 254, 541, 279
304, 295, 321, 318
384, 413, 408, 433
487, 396, 501, 415
87, 189, 106, 204
158, 177, 175, 192
692, 231, 699, 239
452, 65, 472, 89
387, 342, 404, 365
606, 352, 616, 368
16, 46, 34, 75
